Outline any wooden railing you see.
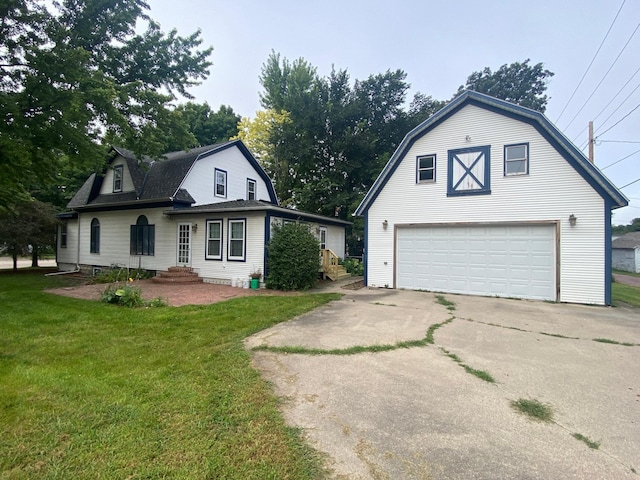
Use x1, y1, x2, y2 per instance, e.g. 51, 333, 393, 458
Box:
320, 248, 339, 274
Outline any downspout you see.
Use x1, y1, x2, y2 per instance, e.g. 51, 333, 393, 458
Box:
76, 211, 81, 270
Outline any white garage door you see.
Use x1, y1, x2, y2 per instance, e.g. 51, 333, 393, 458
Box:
397, 225, 556, 300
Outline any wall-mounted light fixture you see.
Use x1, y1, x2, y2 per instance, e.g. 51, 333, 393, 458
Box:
465, 135, 472, 142
192, 223, 198, 233
382, 220, 388, 229
568, 214, 577, 227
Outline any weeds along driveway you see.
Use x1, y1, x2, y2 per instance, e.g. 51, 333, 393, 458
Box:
246, 289, 640, 480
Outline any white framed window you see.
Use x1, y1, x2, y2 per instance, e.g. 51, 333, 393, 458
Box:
113, 165, 123, 192
504, 143, 529, 176
247, 178, 257, 200
206, 219, 223, 260
60, 223, 67, 248
319, 226, 327, 250
215, 168, 227, 198
90, 218, 100, 253
228, 219, 246, 261
417, 155, 436, 183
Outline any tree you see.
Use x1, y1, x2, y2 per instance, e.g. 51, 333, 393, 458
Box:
234, 109, 294, 204
0, 0, 212, 212
266, 222, 320, 290
0, 200, 58, 270
454, 59, 554, 112
166, 103, 240, 151
612, 218, 640, 235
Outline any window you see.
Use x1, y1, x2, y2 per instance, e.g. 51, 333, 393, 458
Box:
130, 215, 155, 255
206, 219, 223, 260
504, 143, 529, 176
113, 165, 123, 192
60, 223, 67, 248
228, 219, 246, 261
417, 155, 436, 183
90, 218, 100, 253
447, 145, 491, 196
215, 168, 227, 198
319, 226, 327, 250
247, 178, 257, 200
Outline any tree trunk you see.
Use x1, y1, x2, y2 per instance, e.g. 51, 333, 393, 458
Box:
31, 245, 39, 267
12, 251, 18, 271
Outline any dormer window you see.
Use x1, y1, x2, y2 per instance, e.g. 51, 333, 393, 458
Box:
113, 165, 123, 193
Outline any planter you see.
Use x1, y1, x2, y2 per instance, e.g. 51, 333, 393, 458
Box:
250, 278, 259, 290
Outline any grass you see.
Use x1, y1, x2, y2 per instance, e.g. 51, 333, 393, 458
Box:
572, 433, 600, 449
612, 283, 640, 308
435, 294, 456, 311
510, 398, 554, 423
593, 338, 637, 347
440, 348, 496, 383
613, 268, 640, 278
0, 271, 339, 479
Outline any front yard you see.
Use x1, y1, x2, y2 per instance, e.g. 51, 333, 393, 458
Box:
0, 271, 339, 479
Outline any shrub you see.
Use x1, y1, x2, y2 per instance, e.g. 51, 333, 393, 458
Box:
342, 257, 364, 276
93, 268, 153, 284
101, 284, 144, 307
266, 222, 320, 290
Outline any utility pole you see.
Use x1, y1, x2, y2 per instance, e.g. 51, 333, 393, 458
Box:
588, 121, 594, 163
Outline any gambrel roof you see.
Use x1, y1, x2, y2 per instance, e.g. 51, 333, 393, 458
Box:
355, 91, 628, 215
67, 140, 278, 210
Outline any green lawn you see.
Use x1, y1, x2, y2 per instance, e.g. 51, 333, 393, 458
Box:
613, 268, 640, 278
612, 282, 640, 308
0, 272, 339, 479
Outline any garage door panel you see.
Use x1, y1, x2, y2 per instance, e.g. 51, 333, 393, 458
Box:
397, 225, 556, 301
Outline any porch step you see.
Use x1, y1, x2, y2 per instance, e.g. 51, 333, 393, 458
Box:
152, 266, 203, 284
324, 265, 352, 282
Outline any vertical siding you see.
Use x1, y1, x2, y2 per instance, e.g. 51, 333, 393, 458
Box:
367, 104, 606, 304
180, 147, 273, 205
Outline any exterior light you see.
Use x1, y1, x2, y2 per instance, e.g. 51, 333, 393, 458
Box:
568, 214, 576, 227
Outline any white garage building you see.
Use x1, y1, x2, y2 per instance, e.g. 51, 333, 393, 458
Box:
355, 91, 627, 305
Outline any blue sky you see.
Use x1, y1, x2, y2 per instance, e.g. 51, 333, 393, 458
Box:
148, 0, 640, 225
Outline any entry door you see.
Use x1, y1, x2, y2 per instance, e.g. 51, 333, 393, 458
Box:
177, 223, 192, 265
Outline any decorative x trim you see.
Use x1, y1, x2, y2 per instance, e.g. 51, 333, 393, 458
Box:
452, 152, 485, 191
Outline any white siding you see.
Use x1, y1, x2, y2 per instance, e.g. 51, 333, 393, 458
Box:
612, 248, 640, 273
367, 104, 606, 305
180, 146, 273, 205
76, 208, 177, 272
99, 157, 135, 195
57, 219, 78, 270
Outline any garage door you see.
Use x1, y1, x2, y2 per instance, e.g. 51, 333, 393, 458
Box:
397, 225, 556, 300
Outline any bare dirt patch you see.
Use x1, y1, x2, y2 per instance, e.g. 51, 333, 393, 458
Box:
46, 279, 299, 306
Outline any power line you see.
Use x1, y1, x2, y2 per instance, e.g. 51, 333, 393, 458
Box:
599, 140, 640, 144
601, 148, 640, 169
555, 0, 626, 123
597, 102, 640, 137
571, 66, 640, 142
564, 20, 640, 130
620, 177, 640, 189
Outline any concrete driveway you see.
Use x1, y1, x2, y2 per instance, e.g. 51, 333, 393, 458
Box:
246, 287, 640, 479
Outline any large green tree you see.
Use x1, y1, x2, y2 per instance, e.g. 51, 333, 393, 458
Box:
454, 59, 554, 112
0, 0, 212, 212
166, 103, 240, 151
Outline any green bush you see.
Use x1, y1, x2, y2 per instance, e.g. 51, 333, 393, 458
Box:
100, 284, 144, 307
343, 257, 364, 276
266, 222, 320, 290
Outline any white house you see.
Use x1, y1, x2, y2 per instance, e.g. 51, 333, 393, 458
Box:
57, 140, 350, 283
612, 232, 640, 273
354, 91, 627, 305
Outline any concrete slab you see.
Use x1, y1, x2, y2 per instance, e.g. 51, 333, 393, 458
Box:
247, 288, 640, 479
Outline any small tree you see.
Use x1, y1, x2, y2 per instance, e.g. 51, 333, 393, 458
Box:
266, 222, 319, 290
0, 200, 58, 270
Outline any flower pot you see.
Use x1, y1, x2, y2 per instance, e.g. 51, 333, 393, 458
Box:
250, 278, 259, 289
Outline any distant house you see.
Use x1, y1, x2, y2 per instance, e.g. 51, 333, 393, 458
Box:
355, 91, 627, 305
612, 232, 640, 273
57, 140, 350, 282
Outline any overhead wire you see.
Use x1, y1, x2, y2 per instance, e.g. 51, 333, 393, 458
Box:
619, 177, 640, 189
601, 148, 640, 169
555, 0, 626, 123
564, 21, 640, 131
596, 102, 640, 138
571, 65, 640, 142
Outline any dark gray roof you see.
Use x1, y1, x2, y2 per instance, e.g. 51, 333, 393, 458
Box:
612, 232, 640, 249
67, 140, 274, 210
164, 199, 352, 226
